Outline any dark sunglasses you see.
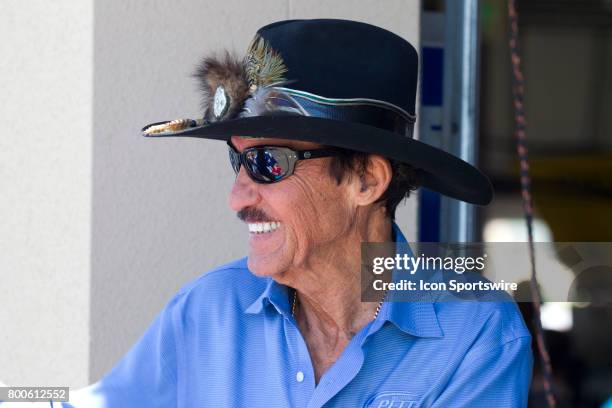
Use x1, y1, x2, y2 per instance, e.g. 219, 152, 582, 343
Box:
227, 142, 339, 184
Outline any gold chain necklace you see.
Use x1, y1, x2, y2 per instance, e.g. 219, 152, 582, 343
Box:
291, 289, 387, 320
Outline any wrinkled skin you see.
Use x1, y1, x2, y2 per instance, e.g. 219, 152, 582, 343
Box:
229, 137, 359, 280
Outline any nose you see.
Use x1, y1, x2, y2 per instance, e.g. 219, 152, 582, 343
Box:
229, 167, 261, 212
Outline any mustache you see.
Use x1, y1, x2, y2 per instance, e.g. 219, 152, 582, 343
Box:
237, 207, 274, 223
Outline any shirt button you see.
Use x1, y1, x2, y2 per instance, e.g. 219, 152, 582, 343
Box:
296, 371, 305, 382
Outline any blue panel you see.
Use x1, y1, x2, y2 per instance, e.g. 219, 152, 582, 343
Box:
421, 47, 444, 107
419, 187, 440, 242
419, 46, 443, 241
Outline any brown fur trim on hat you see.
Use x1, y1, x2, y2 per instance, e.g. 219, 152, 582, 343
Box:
194, 51, 250, 122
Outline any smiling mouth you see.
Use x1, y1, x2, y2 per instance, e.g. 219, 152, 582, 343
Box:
247, 221, 281, 234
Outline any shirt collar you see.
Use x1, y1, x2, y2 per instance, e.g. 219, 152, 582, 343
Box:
244, 277, 293, 317
244, 223, 444, 338
384, 223, 444, 338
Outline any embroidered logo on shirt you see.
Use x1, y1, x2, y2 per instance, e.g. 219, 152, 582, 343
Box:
365, 392, 416, 408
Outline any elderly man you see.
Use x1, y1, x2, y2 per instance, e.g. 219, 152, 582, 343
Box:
3, 19, 531, 408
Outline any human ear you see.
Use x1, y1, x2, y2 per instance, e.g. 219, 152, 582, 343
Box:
353, 155, 392, 206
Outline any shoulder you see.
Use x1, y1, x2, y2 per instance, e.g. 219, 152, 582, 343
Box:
422, 269, 531, 348
435, 299, 531, 351
165, 257, 268, 315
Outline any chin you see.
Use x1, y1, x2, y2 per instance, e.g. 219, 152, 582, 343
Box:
246, 229, 294, 278
247, 254, 284, 278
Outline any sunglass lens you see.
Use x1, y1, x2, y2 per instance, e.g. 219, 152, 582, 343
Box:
244, 148, 290, 183
228, 147, 241, 175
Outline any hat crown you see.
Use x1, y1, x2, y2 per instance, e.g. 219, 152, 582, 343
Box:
255, 19, 418, 116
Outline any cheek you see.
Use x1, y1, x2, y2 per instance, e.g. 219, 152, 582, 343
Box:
279, 172, 354, 245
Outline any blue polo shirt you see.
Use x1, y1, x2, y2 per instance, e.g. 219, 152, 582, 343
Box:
54, 225, 531, 408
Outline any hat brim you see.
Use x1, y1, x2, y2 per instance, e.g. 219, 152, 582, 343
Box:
143, 115, 493, 205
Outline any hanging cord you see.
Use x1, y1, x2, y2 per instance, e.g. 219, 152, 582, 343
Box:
507, 1, 557, 407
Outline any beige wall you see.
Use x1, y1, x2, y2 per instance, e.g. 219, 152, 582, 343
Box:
0, 0, 93, 387
1, 0, 420, 388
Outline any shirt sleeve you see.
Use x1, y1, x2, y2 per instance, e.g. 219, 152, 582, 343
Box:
431, 335, 533, 408
56, 294, 184, 408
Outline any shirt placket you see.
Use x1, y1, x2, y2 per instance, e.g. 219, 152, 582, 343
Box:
305, 324, 371, 408
284, 315, 316, 408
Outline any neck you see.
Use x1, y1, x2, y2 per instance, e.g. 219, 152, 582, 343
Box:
279, 213, 393, 337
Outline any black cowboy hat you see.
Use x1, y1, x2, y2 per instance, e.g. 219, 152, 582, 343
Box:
142, 19, 493, 205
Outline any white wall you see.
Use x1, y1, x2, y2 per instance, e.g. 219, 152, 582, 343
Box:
0, 0, 93, 387
1, 0, 420, 388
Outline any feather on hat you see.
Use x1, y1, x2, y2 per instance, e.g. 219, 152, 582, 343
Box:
145, 35, 289, 135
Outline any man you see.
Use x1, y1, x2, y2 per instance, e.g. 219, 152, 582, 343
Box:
4, 19, 532, 407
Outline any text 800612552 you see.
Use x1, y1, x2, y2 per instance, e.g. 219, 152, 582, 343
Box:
0, 387, 69, 402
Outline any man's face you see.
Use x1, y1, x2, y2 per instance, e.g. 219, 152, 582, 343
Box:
229, 136, 358, 278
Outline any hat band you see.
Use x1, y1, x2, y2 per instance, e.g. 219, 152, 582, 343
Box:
240, 87, 416, 138
142, 87, 416, 138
